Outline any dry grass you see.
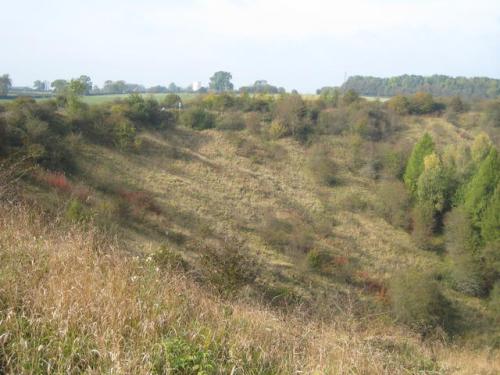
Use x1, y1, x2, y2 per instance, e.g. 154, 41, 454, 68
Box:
3, 202, 493, 374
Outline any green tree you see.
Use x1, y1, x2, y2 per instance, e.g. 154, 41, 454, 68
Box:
471, 132, 493, 164
209, 71, 234, 92
77, 75, 93, 95
463, 148, 500, 227
404, 133, 435, 195
33, 80, 47, 91
51, 79, 68, 94
416, 153, 450, 213
481, 184, 500, 243
0, 74, 12, 96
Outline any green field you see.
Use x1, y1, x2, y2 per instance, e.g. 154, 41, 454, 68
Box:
0, 93, 198, 104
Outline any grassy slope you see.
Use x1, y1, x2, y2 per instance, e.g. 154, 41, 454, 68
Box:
2, 114, 499, 373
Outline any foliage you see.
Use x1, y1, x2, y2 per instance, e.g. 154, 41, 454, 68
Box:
463, 148, 500, 228
416, 153, 451, 213
208, 71, 233, 92
411, 202, 436, 250
307, 143, 339, 186
199, 240, 259, 295
387, 95, 411, 115
403, 133, 435, 195
471, 132, 493, 164
390, 270, 457, 335
159, 337, 216, 375
181, 107, 215, 130
0, 74, 12, 96
376, 179, 411, 229
215, 111, 245, 131
342, 74, 500, 99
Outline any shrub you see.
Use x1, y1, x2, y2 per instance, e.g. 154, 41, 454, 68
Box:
268, 119, 288, 139
259, 213, 314, 254
411, 202, 436, 250
316, 108, 349, 135
307, 249, 332, 272
152, 245, 188, 271
307, 143, 339, 186
390, 270, 457, 335
215, 111, 245, 131
199, 240, 259, 296
181, 107, 215, 130
65, 199, 89, 222
154, 337, 216, 375
490, 282, 500, 320
376, 180, 411, 229
244, 111, 262, 134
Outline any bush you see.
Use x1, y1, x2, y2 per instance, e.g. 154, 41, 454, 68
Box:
154, 337, 216, 375
259, 213, 314, 254
152, 245, 188, 271
490, 282, 500, 320
181, 107, 215, 130
376, 180, 411, 229
244, 111, 262, 134
65, 199, 90, 222
307, 143, 339, 186
199, 240, 259, 296
404, 133, 435, 195
411, 202, 436, 250
215, 111, 245, 131
307, 249, 332, 272
390, 270, 457, 335
317, 108, 349, 135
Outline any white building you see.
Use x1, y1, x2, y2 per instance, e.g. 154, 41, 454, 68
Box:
192, 81, 202, 91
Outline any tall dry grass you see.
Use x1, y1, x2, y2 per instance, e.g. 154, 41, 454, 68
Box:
0, 202, 498, 374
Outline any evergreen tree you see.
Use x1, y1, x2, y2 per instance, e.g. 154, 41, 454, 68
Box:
481, 184, 500, 243
404, 133, 435, 195
463, 148, 500, 227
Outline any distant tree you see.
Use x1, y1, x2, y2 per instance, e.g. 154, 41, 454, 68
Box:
341, 75, 500, 99
78, 75, 92, 95
273, 93, 309, 141
33, 80, 47, 91
51, 79, 68, 94
68, 79, 87, 96
404, 133, 435, 195
209, 71, 234, 92
0, 74, 12, 96
168, 82, 181, 93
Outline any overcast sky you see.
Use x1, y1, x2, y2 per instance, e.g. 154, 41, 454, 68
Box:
3, 0, 500, 92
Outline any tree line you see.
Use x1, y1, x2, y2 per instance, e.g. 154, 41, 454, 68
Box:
341, 75, 500, 99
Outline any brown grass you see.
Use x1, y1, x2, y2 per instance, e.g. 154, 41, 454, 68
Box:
2, 202, 492, 374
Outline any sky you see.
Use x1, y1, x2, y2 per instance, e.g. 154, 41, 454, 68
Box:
3, 0, 500, 92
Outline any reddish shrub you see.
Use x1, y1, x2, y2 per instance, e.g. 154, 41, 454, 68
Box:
37, 171, 72, 193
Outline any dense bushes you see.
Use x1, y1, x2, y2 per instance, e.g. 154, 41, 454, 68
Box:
181, 107, 215, 130
307, 143, 339, 186
390, 270, 457, 335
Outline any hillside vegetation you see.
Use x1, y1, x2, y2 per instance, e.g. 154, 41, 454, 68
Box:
0, 90, 499, 374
